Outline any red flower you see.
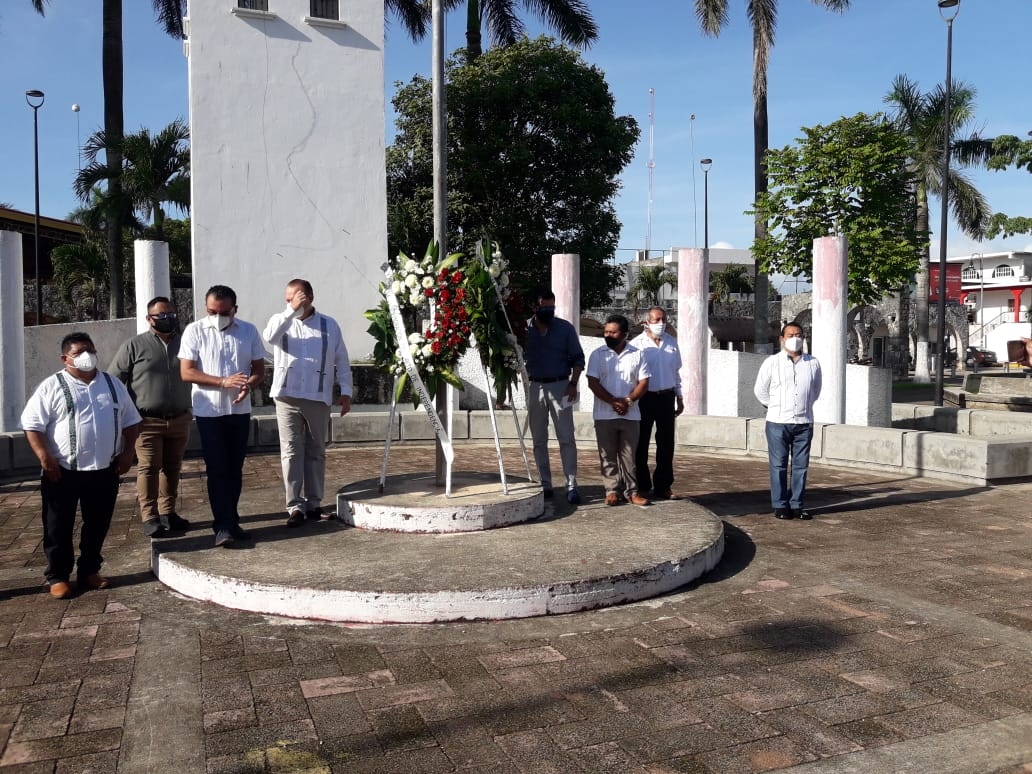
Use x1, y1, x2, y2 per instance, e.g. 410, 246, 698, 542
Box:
452, 271, 464, 283
440, 289, 451, 302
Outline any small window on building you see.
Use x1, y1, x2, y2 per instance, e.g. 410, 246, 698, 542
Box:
993, 265, 1014, 278
238, 0, 269, 10
310, 0, 339, 18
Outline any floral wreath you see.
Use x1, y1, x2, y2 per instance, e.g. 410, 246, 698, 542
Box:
364, 240, 522, 406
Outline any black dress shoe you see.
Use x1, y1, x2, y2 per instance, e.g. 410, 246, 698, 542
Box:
143, 518, 169, 538
774, 509, 792, 520
163, 512, 191, 531
305, 508, 322, 520
542, 488, 554, 499
794, 509, 812, 520
229, 526, 251, 540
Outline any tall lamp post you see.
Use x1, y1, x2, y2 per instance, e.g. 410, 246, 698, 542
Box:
934, 0, 959, 406
26, 89, 45, 327
700, 158, 712, 260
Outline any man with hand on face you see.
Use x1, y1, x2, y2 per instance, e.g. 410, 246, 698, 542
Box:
631, 306, 684, 500
21, 332, 142, 599
586, 315, 652, 508
179, 285, 267, 547
109, 296, 193, 538
523, 289, 585, 505
264, 279, 352, 527
754, 322, 822, 521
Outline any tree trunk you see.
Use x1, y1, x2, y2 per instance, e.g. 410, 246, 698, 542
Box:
752, 82, 770, 353
913, 191, 931, 382
103, 0, 125, 319
465, 0, 482, 61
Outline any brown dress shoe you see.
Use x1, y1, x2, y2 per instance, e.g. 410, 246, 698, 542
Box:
628, 493, 652, 507
49, 581, 72, 599
78, 573, 110, 590
605, 493, 621, 506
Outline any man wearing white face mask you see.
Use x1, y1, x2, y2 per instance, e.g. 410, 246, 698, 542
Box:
754, 322, 822, 520
180, 285, 268, 547
631, 306, 684, 500
21, 332, 142, 599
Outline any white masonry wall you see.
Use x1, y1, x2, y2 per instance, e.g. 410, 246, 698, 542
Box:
185, 0, 387, 357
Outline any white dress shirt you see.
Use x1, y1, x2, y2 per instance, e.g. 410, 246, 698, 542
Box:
178, 317, 268, 417
586, 344, 651, 421
263, 307, 352, 405
21, 370, 142, 471
629, 331, 682, 395
753, 351, 822, 424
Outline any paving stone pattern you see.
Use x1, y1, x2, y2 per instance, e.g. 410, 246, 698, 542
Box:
1, 443, 1031, 773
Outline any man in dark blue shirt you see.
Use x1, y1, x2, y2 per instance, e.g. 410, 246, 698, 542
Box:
523, 289, 585, 504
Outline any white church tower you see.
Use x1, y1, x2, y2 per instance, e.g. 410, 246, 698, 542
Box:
184, 0, 387, 352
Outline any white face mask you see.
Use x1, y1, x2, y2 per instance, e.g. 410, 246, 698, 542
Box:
784, 336, 803, 354
647, 323, 665, 337
208, 314, 233, 331
71, 351, 98, 372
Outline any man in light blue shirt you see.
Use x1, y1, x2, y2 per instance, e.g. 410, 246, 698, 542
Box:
753, 322, 822, 520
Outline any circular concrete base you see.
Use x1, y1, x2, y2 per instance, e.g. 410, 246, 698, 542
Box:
151, 492, 725, 624
338, 473, 543, 533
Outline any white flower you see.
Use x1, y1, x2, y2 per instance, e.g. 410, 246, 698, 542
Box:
390, 280, 402, 296
488, 264, 501, 278
408, 292, 422, 306
421, 344, 434, 358
492, 250, 502, 259
408, 332, 423, 345
500, 272, 510, 287
403, 259, 417, 273
421, 276, 434, 289
405, 274, 419, 289
409, 344, 420, 356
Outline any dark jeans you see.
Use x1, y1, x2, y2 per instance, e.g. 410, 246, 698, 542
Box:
41, 465, 119, 583
196, 414, 251, 533
634, 391, 676, 494
764, 421, 814, 510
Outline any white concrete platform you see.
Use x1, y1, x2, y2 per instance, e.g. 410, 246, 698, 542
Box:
337, 473, 543, 533
150, 493, 725, 624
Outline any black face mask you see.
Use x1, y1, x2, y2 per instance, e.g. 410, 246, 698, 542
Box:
152, 317, 177, 334
604, 336, 622, 350
535, 307, 555, 324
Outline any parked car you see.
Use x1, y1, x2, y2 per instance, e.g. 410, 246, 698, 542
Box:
966, 346, 998, 367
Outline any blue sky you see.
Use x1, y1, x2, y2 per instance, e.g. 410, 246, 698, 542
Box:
2, 1, 1029, 289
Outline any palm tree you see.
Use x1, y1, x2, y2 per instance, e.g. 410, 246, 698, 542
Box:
389, 0, 597, 61
694, 0, 851, 353
32, 0, 185, 319
884, 74, 992, 382
626, 264, 677, 314
50, 239, 110, 321
710, 262, 753, 304
75, 120, 190, 242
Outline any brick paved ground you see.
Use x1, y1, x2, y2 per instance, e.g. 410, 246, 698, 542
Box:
1, 443, 1031, 773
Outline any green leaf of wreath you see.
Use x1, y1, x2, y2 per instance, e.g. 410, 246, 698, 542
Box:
438, 367, 464, 390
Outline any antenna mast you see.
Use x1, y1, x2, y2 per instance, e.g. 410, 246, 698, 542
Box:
645, 87, 655, 261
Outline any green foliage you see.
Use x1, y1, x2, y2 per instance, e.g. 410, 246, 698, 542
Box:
710, 263, 753, 303
386, 37, 638, 308
986, 213, 1032, 239
626, 265, 677, 312
50, 240, 109, 321
986, 134, 1032, 174
751, 113, 924, 305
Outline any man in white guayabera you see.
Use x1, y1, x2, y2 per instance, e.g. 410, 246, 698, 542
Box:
753, 322, 822, 521
264, 278, 352, 528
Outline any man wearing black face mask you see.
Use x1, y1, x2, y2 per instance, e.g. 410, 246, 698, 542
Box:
524, 289, 585, 504
110, 297, 194, 538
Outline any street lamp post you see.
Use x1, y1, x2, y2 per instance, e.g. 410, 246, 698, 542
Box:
700, 158, 712, 261
934, 0, 960, 407
26, 89, 45, 327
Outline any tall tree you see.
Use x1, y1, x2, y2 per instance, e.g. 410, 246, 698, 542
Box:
751, 113, 923, 305
75, 120, 191, 241
32, 0, 185, 318
388, 0, 597, 60
387, 38, 638, 307
626, 264, 677, 313
883, 74, 992, 382
694, 0, 851, 353
710, 263, 753, 303
984, 134, 1032, 239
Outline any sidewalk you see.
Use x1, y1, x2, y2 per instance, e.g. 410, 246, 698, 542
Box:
1, 443, 1031, 773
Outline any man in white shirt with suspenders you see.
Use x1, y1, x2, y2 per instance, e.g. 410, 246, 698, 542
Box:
264, 279, 352, 527
21, 332, 142, 599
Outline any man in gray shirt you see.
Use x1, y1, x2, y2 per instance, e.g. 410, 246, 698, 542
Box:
109, 297, 193, 537
523, 289, 584, 504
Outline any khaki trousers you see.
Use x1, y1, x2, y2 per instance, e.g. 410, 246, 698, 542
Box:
275, 396, 330, 511
135, 413, 192, 521
594, 418, 640, 496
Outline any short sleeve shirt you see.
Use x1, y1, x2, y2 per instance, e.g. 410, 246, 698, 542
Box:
586, 344, 651, 421
20, 370, 142, 471
178, 317, 268, 417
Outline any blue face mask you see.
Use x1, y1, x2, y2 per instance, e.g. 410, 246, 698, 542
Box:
536, 307, 555, 324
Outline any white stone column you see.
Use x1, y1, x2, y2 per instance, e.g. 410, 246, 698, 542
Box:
551, 254, 580, 331
677, 247, 708, 415
812, 235, 847, 424
134, 240, 171, 333
0, 232, 26, 432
